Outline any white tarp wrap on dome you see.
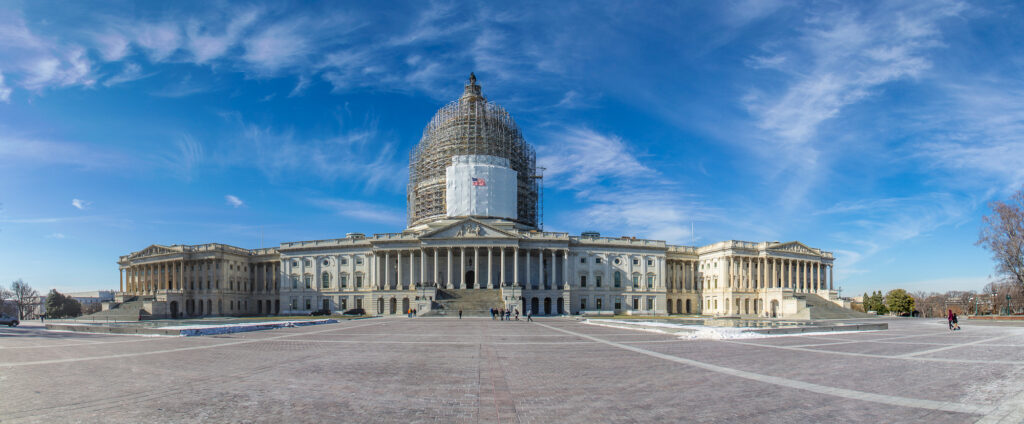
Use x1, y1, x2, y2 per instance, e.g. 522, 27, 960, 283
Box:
446, 155, 518, 220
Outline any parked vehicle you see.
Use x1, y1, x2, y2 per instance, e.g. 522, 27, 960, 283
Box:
342, 308, 365, 316
309, 309, 331, 316
0, 314, 19, 327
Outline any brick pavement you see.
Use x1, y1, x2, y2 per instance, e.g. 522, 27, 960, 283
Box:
1, 318, 1023, 423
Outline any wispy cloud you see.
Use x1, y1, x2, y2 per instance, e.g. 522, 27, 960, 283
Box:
0, 71, 10, 102
225, 195, 244, 208
71, 198, 90, 210
312, 197, 405, 226
102, 62, 153, 87
45, 232, 65, 239
537, 127, 652, 189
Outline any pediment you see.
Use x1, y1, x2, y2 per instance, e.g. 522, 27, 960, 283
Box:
768, 241, 819, 256
419, 219, 519, 240
131, 244, 177, 258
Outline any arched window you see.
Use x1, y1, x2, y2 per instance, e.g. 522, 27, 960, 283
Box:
614, 271, 622, 288
321, 272, 330, 289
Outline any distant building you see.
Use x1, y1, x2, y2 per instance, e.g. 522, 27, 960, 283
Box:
113, 75, 845, 319
64, 290, 115, 305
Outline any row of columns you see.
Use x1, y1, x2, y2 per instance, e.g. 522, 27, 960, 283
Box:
666, 259, 698, 293
121, 260, 281, 295
372, 246, 570, 290
725, 256, 833, 292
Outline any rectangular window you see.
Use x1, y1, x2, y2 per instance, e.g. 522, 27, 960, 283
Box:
648, 260, 653, 266
304, 259, 311, 267
341, 258, 348, 265
580, 275, 587, 287
290, 298, 297, 310
304, 276, 311, 289
596, 275, 602, 287
355, 298, 363, 309
615, 297, 622, 310
356, 257, 364, 265
322, 276, 329, 289
632, 298, 639, 310
580, 297, 587, 311
647, 297, 654, 310
596, 298, 602, 310
341, 275, 347, 288
340, 297, 347, 310
633, 258, 639, 265
632, 274, 639, 288
596, 258, 602, 264
356, 275, 363, 288
580, 257, 586, 264
305, 299, 311, 310
647, 275, 654, 289
323, 299, 330, 311
292, 276, 298, 289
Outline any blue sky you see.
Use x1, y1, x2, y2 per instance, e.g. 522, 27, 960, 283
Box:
1, 0, 1022, 296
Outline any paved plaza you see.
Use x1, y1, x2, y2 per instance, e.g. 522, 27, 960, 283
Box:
1, 318, 1023, 423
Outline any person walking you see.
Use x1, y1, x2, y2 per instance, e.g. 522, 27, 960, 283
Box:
505, 309, 510, 321
952, 313, 960, 330
458, 309, 463, 319
526, 310, 533, 322
490, 308, 496, 320
514, 309, 519, 321
947, 309, 954, 330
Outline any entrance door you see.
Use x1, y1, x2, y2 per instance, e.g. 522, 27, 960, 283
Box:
771, 300, 779, 318
465, 271, 475, 289
323, 299, 330, 312
169, 301, 179, 319
544, 298, 551, 315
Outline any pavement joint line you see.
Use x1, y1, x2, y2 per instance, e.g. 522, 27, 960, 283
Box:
896, 336, 1009, 358
0, 337, 167, 350
536, 322, 994, 416
975, 366, 1024, 424
724, 339, 1024, 365
0, 320, 389, 367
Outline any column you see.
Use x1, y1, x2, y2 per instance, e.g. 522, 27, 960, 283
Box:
486, 247, 493, 289
548, 249, 555, 289
420, 248, 426, 286
641, 254, 648, 291
829, 264, 834, 290
472, 247, 479, 289
397, 251, 404, 291
658, 256, 665, 290
500, 247, 506, 286
513, 247, 519, 286
525, 249, 531, 288
563, 249, 570, 289
385, 252, 391, 290
746, 257, 752, 290
432, 248, 438, 285
447, 248, 454, 289
460, 248, 466, 289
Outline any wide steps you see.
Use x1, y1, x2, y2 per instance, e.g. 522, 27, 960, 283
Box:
801, 293, 873, 319
425, 289, 504, 317
78, 300, 150, 321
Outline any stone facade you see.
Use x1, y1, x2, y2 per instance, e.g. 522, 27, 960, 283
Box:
113, 75, 841, 319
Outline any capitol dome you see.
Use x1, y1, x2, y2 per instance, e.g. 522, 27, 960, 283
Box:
407, 74, 539, 229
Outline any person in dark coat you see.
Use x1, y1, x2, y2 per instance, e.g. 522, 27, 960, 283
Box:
458, 309, 463, 319
947, 309, 954, 330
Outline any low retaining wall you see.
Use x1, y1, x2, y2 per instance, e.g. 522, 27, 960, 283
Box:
966, 315, 1024, 321
47, 319, 338, 337
746, 322, 887, 335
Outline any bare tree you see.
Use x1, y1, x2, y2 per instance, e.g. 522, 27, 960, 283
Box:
0, 286, 13, 315
10, 279, 39, 320
978, 186, 1024, 288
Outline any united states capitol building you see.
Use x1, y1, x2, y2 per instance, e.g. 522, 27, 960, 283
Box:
112, 75, 846, 319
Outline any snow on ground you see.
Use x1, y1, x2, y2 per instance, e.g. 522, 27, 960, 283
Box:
584, 319, 880, 340
159, 319, 337, 336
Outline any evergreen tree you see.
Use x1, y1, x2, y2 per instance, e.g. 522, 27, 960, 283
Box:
45, 289, 66, 318
886, 289, 915, 316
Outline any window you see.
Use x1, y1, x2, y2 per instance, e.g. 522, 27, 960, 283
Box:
596, 275, 602, 287
356, 298, 363, 309
596, 258, 602, 264
648, 259, 653, 266
633, 258, 639, 265
632, 274, 639, 288
614, 258, 621, 265
356, 275, 363, 288
615, 297, 622, 309
304, 259, 311, 267
305, 299, 311, 310
321, 272, 330, 289
580, 275, 587, 287
646, 297, 653, 310
580, 297, 587, 310
356, 256, 364, 265
292, 260, 298, 267
340, 297, 347, 310
290, 298, 297, 310
340, 275, 347, 288
304, 275, 311, 289
596, 298, 603, 309
632, 298, 639, 309
323, 299, 330, 311
580, 257, 586, 264
291, 275, 298, 289
341, 258, 348, 265
323, 260, 329, 267
647, 274, 654, 289
614, 271, 621, 288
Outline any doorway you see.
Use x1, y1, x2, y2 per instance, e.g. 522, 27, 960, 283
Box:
465, 270, 475, 289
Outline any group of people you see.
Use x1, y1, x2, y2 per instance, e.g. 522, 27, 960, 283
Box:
490, 307, 531, 322
947, 309, 961, 331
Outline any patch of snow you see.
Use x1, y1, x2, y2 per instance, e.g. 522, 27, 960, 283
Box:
584, 319, 879, 340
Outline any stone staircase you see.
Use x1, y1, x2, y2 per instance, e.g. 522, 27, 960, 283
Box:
424, 289, 504, 317
797, 293, 873, 319
77, 299, 151, 321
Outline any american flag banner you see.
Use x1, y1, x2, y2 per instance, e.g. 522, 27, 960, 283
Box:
472, 177, 486, 186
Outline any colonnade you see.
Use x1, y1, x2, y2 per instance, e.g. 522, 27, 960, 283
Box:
371, 246, 570, 290
666, 259, 698, 293
120, 260, 280, 295
725, 256, 834, 292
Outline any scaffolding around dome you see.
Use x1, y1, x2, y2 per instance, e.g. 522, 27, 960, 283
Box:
407, 74, 540, 229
